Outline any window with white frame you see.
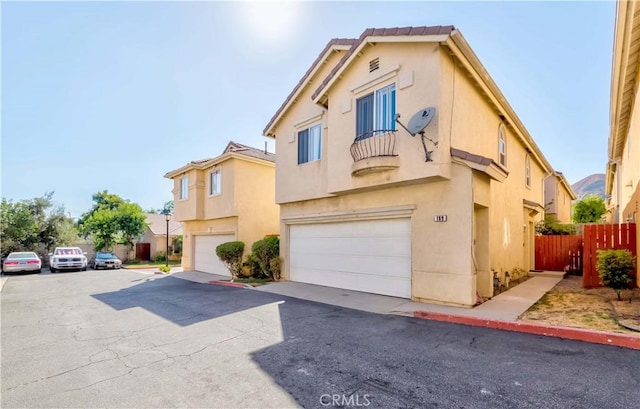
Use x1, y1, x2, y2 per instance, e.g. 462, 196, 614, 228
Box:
525, 154, 531, 188
298, 124, 322, 164
209, 169, 221, 195
179, 176, 188, 200
356, 83, 396, 139
498, 125, 507, 167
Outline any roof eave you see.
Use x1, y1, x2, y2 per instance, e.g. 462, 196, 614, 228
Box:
445, 31, 554, 175
312, 34, 450, 105
164, 151, 275, 179
609, 0, 639, 162
263, 43, 353, 138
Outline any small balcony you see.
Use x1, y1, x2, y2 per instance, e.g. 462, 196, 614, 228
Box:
350, 130, 400, 176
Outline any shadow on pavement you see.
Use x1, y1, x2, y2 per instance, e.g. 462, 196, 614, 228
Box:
90, 275, 640, 409
91, 276, 282, 326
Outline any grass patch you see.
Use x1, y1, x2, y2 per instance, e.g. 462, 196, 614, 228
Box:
233, 277, 273, 286
123, 260, 181, 268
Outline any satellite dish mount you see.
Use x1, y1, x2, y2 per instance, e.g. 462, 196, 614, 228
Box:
395, 107, 438, 162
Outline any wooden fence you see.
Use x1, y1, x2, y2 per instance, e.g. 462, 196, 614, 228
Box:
535, 235, 583, 273
582, 223, 637, 288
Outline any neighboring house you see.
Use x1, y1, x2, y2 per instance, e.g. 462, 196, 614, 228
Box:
544, 172, 576, 224
607, 0, 640, 280
139, 213, 184, 260
164, 141, 279, 276
607, 0, 640, 228
263, 26, 561, 307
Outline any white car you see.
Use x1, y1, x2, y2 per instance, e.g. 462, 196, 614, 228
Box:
49, 247, 88, 273
2, 252, 42, 274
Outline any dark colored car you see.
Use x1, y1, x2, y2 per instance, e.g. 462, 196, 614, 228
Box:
90, 252, 122, 270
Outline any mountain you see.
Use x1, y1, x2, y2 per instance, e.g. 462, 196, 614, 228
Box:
571, 174, 606, 199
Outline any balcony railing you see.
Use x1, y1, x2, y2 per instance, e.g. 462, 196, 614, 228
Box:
350, 130, 398, 162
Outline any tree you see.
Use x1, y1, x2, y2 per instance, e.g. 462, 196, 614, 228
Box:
572, 195, 607, 223
117, 202, 147, 250
0, 192, 78, 258
78, 191, 147, 253
162, 200, 174, 215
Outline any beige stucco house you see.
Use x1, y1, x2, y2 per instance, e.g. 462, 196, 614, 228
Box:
607, 1, 640, 269
164, 141, 279, 276
544, 172, 576, 224
263, 26, 562, 307
139, 213, 183, 260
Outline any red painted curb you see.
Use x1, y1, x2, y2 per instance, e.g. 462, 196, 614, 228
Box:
208, 280, 247, 288
124, 266, 179, 270
413, 311, 640, 350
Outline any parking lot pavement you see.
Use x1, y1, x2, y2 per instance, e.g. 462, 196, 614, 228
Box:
2, 270, 639, 408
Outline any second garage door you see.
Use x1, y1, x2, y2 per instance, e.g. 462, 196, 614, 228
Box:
289, 218, 411, 298
194, 234, 235, 276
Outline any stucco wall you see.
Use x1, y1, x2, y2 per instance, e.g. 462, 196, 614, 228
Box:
172, 168, 206, 221
174, 156, 278, 271
272, 40, 549, 306
234, 159, 280, 252
280, 166, 476, 306
273, 50, 346, 204
181, 217, 238, 271
202, 160, 237, 220
439, 50, 545, 280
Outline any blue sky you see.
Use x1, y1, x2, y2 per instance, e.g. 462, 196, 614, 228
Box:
2, 1, 615, 218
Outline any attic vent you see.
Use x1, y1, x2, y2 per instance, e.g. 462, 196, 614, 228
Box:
369, 57, 380, 73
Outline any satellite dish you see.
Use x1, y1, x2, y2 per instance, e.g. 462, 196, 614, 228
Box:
407, 107, 436, 135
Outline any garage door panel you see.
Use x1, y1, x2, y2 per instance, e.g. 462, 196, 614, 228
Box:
289, 218, 412, 298
292, 266, 411, 298
194, 235, 234, 276
291, 220, 410, 239
291, 253, 411, 277
292, 237, 411, 258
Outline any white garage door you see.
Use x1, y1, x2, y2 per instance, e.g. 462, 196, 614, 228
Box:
289, 218, 411, 298
194, 234, 235, 276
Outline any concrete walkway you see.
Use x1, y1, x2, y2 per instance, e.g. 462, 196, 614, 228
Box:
169, 269, 564, 322
254, 272, 564, 321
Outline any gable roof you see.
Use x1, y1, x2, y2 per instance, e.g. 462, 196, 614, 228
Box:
263, 38, 356, 137
264, 25, 555, 175
223, 141, 275, 162
312, 26, 455, 102
145, 213, 183, 236
164, 140, 275, 179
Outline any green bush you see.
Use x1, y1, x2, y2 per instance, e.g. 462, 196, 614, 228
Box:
159, 265, 171, 273
596, 249, 636, 301
251, 236, 280, 280
216, 241, 245, 280
242, 253, 264, 278
269, 257, 282, 281
535, 216, 577, 236
154, 251, 166, 263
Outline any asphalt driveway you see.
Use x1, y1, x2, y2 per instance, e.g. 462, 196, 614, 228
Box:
1, 270, 639, 408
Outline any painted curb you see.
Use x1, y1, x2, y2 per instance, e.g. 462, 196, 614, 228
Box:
208, 280, 250, 289
413, 311, 640, 350
124, 266, 180, 270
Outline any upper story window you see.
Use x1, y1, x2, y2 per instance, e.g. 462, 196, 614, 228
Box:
179, 176, 188, 200
525, 154, 531, 188
356, 83, 396, 139
298, 124, 322, 164
498, 124, 507, 167
209, 169, 221, 196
